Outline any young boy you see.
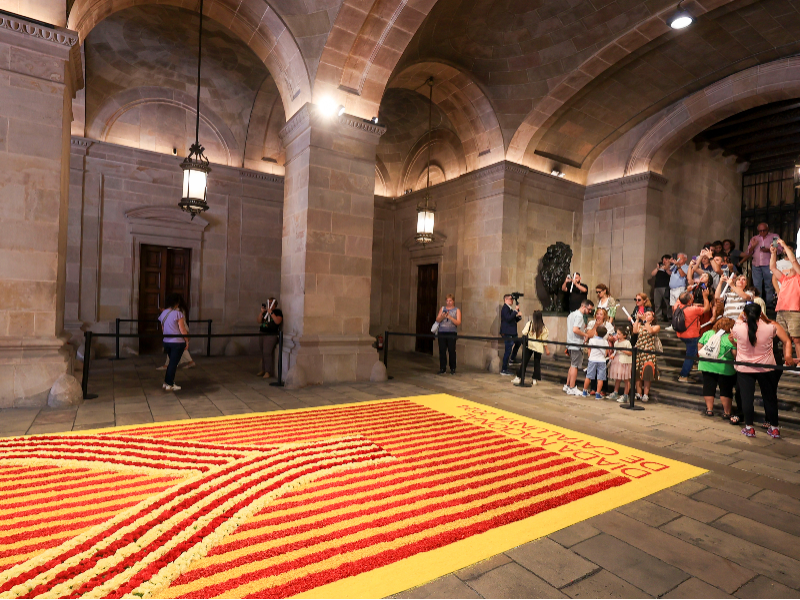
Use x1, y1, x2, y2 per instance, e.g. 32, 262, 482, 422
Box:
583, 325, 609, 399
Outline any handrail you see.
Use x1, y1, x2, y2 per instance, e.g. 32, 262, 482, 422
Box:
382, 330, 799, 412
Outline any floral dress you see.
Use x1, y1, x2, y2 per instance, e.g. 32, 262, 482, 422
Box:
635, 331, 660, 382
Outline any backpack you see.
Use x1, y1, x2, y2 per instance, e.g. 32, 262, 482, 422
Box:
672, 304, 687, 333
699, 330, 724, 360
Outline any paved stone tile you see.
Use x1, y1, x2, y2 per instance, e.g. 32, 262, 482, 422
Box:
571, 533, 689, 596
712, 513, 800, 562
454, 553, 512, 581
747, 476, 800, 501
589, 511, 754, 593
661, 577, 733, 598
392, 574, 481, 599
647, 490, 728, 523
750, 489, 800, 517
734, 575, 799, 598
730, 461, 800, 485
506, 538, 598, 588
73, 422, 116, 431
31, 410, 77, 425
114, 402, 151, 415
466, 562, 566, 598
662, 517, 800, 589
697, 473, 763, 498
615, 500, 681, 527
732, 450, 800, 473
561, 569, 651, 599
669, 479, 708, 496
693, 487, 800, 537
114, 411, 154, 426
548, 521, 601, 548
26, 423, 77, 435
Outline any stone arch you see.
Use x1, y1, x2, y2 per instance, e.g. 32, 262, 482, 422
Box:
389, 61, 504, 172
400, 128, 466, 193
243, 75, 286, 172
624, 57, 800, 176
89, 86, 239, 165
68, 0, 311, 119
314, 0, 438, 120
375, 156, 390, 197
505, 0, 743, 167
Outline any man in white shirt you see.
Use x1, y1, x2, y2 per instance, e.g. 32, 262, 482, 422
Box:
564, 299, 595, 396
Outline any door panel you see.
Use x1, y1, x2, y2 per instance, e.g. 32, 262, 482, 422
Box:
415, 264, 438, 354
137, 245, 192, 354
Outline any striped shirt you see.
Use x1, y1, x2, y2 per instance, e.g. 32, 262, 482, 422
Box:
722, 289, 747, 320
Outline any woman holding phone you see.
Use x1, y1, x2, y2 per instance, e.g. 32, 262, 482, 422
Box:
436, 294, 461, 375
258, 298, 283, 378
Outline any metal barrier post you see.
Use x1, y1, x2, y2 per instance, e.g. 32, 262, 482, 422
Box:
621, 346, 643, 410
81, 331, 98, 400
515, 335, 532, 387
114, 318, 120, 360
383, 330, 389, 370
270, 331, 285, 387
207, 320, 212, 357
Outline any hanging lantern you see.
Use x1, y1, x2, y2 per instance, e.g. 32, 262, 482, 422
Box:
179, 142, 211, 218
416, 77, 436, 245
178, 0, 211, 219
416, 194, 435, 244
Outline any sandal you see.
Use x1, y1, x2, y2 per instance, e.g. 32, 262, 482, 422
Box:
721, 413, 731, 421
729, 415, 740, 425
703, 410, 714, 417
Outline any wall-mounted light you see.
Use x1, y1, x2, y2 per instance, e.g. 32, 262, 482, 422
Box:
319, 96, 345, 117
551, 169, 565, 178
667, 1, 693, 29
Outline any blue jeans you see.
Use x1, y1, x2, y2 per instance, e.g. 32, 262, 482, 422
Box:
163, 342, 186, 386
680, 337, 699, 378
502, 335, 516, 372
752, 265, 775, 307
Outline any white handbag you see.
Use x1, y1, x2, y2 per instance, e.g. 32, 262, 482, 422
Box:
431, 321, 440, 334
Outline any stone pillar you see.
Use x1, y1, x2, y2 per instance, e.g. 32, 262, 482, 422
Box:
0, 14, 82, 407
582, 172, 668, 307
278, 104, 385, 386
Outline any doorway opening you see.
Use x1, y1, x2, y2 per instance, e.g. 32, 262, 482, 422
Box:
138, 244, 191, 354
415, 263, 438, 354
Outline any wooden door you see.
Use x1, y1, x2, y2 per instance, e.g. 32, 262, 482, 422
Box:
137, 245, 191, 354
415, 264, 438, 354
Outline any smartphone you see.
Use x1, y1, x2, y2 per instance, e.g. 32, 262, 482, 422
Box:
772, 239, 780, 248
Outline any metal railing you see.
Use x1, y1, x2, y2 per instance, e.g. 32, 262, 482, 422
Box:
80, 329, 284, 399
113, 318, 213, 359
382, 330, 799, 412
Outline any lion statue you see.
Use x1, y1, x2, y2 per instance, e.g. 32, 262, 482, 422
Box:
540, 242, 573, 311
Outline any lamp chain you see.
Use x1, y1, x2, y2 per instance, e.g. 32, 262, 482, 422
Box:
195, 0, 203, 145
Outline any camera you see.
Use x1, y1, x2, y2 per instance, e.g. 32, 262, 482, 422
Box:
510, 292, 524, 304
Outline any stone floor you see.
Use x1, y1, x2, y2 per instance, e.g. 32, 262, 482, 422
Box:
2, 352, 800, 598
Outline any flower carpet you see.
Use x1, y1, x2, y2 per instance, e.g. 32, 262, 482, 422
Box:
0, 394, 704, 598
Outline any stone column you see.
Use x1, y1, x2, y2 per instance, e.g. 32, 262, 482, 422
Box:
278, 104, 385, 386
0, 14, 82, 407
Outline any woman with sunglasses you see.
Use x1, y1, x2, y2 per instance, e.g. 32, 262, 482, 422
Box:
595, 284, 616, 320
633, 310, 661, 402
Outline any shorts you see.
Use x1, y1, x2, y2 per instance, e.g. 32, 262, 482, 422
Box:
670, 287, 685, 306
587, 361, 607, 381
702, 371, 735, 398
776, 311, 800, 338
569, 349, 584, 369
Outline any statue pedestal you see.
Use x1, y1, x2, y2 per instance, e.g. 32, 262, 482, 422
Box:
542, 313, 570, 347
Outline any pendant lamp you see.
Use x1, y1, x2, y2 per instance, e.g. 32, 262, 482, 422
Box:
178, 0, 211, 219
416, 77, 436, 245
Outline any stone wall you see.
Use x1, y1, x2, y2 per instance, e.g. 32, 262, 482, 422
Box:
370, 161, 584, 368
65, 137, 284, 358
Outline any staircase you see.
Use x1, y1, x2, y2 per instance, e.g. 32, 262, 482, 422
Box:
536, 321, 800, 427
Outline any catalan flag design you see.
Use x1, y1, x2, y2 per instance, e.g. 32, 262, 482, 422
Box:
0, 394, 704, 599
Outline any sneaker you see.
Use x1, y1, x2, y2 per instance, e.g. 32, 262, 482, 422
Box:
595, 393, 603, 400
450, 369, 456, 375
531, 380, 538, 386
511, 377, 521, 385
438, 370, 446, 375
767, 426, 781, 439
677, 376, 690, 383
642, 394, 649, 402
165, 384, 181, 391
501, 370, 512, 376
665, 325, 674, 332
619, 394, 629, 403
563, 384, 570, 393
582, 390, 588, 397
635, 393, 642, 401
741, 426, 756, 438
607, 392, 619, 400
568, 387, 582, 396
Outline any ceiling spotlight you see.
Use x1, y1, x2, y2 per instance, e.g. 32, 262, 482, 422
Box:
551, 169, 565, 178
371, 116, 379, 124
667, 2, 693, 29
319, 96, 345, 117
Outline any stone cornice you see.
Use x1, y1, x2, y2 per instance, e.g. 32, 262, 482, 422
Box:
280, 102, 386, 145
239, 171, 284, 185
71, 137, 92, 147
584, 171, 668, 200
0, 14, 78, 47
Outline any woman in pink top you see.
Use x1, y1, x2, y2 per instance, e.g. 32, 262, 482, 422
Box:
729, 303, 794, 439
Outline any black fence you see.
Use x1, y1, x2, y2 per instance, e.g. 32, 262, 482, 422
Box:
382, 330, 799, 412
113, 318, 213, 359
80, 330, 284, 399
